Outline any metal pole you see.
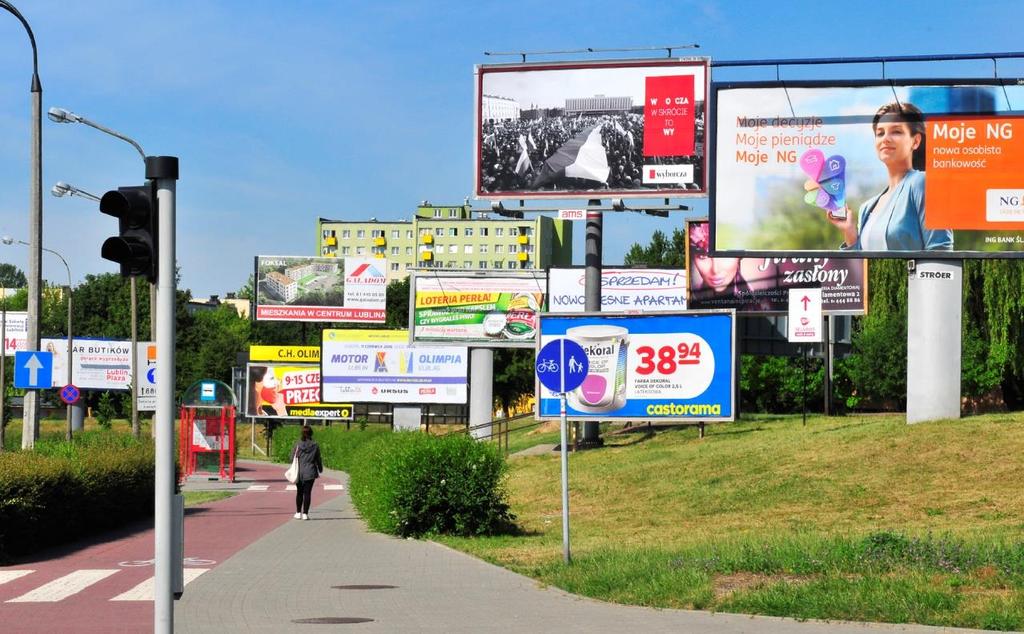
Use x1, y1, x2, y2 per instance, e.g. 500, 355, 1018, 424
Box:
149, 156, 178, 634
581, 206, 602, 445
131, 277, 139, 437
65, 273, 72, 440
802, 346, 807, 426
823, 315, 832, 416
559, 391, 571, 564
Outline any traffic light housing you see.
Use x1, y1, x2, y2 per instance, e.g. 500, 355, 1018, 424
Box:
99, 183, 158, 283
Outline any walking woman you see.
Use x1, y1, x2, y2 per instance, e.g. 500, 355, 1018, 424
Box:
291, 425, 323, 520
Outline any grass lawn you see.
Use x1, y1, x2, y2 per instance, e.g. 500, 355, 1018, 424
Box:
436, 413, 1024, 631
183, 490, 238, 506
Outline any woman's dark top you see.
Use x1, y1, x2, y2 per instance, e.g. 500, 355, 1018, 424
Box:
291, 439, 323, 482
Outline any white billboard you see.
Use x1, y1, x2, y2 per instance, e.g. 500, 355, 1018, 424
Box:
547, 268, 687, 312
320, 329, 467, 404
43, 338, 154, 390
1, 311, 28, 356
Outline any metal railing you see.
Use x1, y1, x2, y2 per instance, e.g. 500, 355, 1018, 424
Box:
443, 412, 539, 454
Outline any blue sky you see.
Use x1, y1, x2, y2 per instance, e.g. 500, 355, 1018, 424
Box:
0, 0, 1022, 299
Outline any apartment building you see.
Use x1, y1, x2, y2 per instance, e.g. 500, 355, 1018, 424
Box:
317, 203, 573, 281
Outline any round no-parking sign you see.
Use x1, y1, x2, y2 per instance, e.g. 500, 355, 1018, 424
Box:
60, 384, 81, 405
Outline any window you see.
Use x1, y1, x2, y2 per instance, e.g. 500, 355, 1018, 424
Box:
520, 226, 533, 236
495, 244, 504, 253
357, 229, 366, 238
495, 227, 504, 237
479, 244, 488, 253
356, 246, 365, 255
406, 230, 413, 239
480, 227, 489, 237
521, 244, 534, 253
405, 247, 413, 255
448, 245, 458, 254
391, 230, 400, 238
433, 209, 442, 217
493, 260, 502, 269
371, 229, 384, 238
463, 261, 472, 268
341, 247, 350, 255
479, 261, 488, 268
449, 209, 458, 217
464, 227, 474, 237
448, 228, 458, 237
390, 247, 399, 255
435, 228, 444, 236
507, 261, 516, 269
464, 245, 473, 254
447, 261, 456, 268
390, 263, 399, 271
341, 230, 351, 238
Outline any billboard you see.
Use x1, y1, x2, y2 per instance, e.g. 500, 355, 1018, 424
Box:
42, 338, 153, 390
536, 312, 735, 422
686, 221, 867, 314
320, 329, 467, 404
245, 363, 353, 420
1, 311, 28, 356
254, 255, 386, 323
711, 79, 1024, 258
410, 271, 546, 347
137, 343, 157, 411
476, 57, 709, 199
547, 268, 687, 312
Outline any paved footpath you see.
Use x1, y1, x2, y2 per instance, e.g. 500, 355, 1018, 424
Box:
0, 460, 343, 633
176, 464, 986, 634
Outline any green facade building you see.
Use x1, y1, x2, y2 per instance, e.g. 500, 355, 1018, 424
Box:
317, 202, 573, 281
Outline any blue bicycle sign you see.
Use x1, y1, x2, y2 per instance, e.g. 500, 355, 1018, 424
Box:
536, 339, 588, 394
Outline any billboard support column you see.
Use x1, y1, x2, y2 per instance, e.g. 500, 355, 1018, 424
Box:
823, 315, 832, 416
906, 260, 962, 424
581, 206, 602, 445
469, 348, 494, 440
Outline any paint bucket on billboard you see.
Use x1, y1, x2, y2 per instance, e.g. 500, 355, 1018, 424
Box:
566, 325, 629, 413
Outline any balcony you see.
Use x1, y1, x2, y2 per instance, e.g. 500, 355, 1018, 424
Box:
422, 251, 434, 261
324, 236, 337, 246
374, 237, 386, 247
421, 234, 433, 244
517, 252, 528, 261
517, 235, 529, 245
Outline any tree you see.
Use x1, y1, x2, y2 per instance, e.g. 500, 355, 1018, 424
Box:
0, 263, 26, 289
623, 228, 687, 267
492, 349, 534, 415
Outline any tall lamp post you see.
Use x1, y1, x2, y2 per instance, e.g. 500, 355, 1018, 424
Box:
1, 1, 44, 449
2, 237, 73, 441
51, 182, 139, 436
49, 108, 149, 439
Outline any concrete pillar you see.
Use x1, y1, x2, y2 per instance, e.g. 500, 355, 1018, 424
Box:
906, 260, 962, 424
469, 348, 494, 440
71, 399, 85, 431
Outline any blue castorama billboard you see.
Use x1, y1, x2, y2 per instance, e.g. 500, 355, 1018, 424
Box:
536, 311, 735, 422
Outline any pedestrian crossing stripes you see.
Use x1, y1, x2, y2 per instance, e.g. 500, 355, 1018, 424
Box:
247, 484, 270, 491
0, 570, 35, 586
285, 484, 297, 491
7, 569, 119, 602
2, 568, 211, 603
111, 568, 208, 601
324, 484, 344, 490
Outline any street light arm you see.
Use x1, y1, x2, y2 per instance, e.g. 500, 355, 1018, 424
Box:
40, 246, 71, 287
0, 1, 40, 91
76, 116, 147, 162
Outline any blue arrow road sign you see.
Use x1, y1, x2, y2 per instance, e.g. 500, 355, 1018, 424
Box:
536, 338, 589, 394
14, 350, 53, 389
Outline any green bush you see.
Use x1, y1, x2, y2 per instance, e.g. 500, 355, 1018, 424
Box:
271, 424, 388, 471
347, 432, 515, 538
96, 392, 116, 429
0, 432, 154, 561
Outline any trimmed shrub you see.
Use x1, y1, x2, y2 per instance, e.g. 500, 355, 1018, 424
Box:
347, 432, 515, 538
271, 424, 388, 471
0, 432, 154, 561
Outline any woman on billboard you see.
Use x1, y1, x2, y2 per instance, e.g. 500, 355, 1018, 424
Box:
689, 222, 774, 311
831, 102, 953, 251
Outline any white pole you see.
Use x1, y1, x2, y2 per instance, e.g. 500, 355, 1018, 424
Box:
150, 157, 178, 633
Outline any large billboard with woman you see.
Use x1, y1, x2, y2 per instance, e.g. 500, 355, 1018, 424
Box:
711, 79, 1024, 258
476, 58, 709, 199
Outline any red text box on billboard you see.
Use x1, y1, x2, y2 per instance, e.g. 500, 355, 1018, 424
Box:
476, 57, 709, 199
710, 79, 1024, 259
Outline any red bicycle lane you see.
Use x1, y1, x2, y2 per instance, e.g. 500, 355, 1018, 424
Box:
0, 461, 342, 634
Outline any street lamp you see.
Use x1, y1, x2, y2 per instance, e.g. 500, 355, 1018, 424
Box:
49, 108, 150, 439
1, 236, 73, 441
51, 181, 100, 202
1, 1, 43, 449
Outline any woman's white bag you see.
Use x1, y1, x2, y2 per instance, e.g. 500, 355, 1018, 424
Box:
284, 454, 299, 484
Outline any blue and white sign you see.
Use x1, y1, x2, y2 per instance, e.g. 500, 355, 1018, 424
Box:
536, 338, 589, 394
200, 382, 216, 402
537, 311, 736, 422
547, 268, 687, 313
14, 350, 53, 389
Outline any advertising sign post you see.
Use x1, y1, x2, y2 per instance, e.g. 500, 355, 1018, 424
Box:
536, 338, 588, 564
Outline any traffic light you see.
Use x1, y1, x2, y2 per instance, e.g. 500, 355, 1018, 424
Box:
99, 183, 158, 283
